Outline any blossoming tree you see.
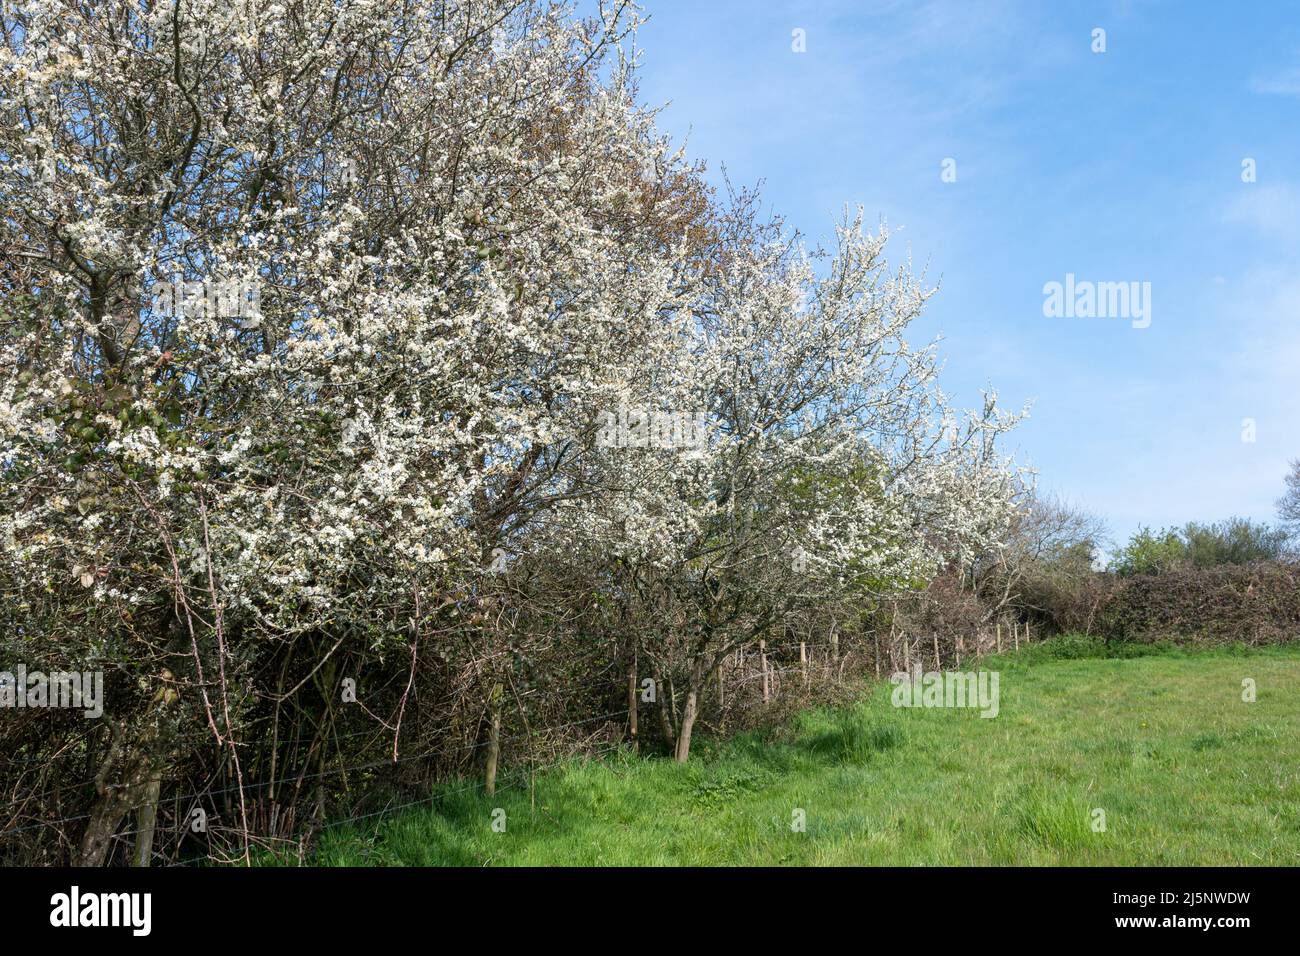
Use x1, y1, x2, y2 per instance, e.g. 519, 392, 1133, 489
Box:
1, 0, 1023, 861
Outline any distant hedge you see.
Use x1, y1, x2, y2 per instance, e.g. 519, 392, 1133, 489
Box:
1097, 562, 1300, 645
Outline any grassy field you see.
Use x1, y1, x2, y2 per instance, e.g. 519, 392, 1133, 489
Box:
300, 637, 1300, 865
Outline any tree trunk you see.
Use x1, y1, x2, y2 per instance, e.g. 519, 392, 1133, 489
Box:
77, 720, 163, 867
667, 673, 678, 729
653, 667, 675, 749
78, 794, 132, 868
132, 772, 162, 867
674, 655, 712, 763
674, 688, 698, 763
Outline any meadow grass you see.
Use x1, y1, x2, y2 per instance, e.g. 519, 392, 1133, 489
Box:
298, 637, 1300, 865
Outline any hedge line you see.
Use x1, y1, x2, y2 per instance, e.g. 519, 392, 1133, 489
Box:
1097, 562, 1300, 645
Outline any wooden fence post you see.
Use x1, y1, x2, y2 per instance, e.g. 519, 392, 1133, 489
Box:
760, 639, 769, 703
626, 636, 638, 751
485, 681, 503, 796
932, 634, 941, 671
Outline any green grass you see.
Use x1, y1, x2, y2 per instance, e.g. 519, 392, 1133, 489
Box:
295, 638, 1300, 865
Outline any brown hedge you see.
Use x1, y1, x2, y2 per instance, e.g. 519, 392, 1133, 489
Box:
1097, 561, 1300, 645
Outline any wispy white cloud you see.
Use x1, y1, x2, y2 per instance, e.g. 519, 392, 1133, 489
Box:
1220, 182, 1300, 241
1250, 60, 1300, 97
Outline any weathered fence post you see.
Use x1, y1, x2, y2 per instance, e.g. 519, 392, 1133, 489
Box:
485, 681, 503, 796
626, 636, 638, 751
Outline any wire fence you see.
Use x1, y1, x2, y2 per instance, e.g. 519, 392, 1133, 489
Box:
1, 631, 1023, 865
1, 706, 632, 838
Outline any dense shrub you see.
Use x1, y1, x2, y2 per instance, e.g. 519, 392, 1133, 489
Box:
1111, 518, 1290, 575
1098, 562, 1300, 645
888, 573, 988, 645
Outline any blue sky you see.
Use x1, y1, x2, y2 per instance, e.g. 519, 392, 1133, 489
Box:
629, 0, 1300, 551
